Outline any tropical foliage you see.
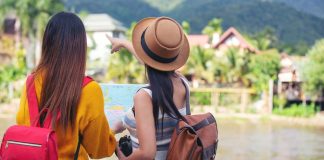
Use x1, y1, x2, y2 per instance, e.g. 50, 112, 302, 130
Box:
247, 50, 280, 91
105, 24, 145, 84
302, 39, 324, 97
202, 18, 222, 37
181, 21, 190, 34
0, 48, 27, 102
0, 0, 64, 68
183, 46, 216, 84
213, 48, 251, 86
105, 49, 145, 84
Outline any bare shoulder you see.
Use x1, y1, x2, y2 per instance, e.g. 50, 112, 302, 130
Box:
175, 71, 185, 78
134, 89, 152, 110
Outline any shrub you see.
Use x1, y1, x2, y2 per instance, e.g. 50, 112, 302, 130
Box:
273, 103, 319, 118
190, 92, 211, 105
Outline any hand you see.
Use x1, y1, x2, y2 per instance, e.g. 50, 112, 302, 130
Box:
116, 145, 127, 160
106, 35, 127, 54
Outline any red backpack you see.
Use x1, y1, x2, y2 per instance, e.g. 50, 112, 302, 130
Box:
0, 75, 92, 160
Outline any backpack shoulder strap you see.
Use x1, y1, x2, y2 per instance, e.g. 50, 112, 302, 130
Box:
82, 76, 93, 87
74, 133, 83, 160
26, 74, 40, 127
74, 76, 92, 159
192, 114, 216, 131
180, 77, 191, 115
27, 75, 93, 128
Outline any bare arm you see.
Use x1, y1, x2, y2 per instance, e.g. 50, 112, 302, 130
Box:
117, 90, 157, 160
106, 35, 143, 64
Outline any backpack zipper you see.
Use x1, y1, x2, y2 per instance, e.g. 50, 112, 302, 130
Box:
6, 140, 42, 148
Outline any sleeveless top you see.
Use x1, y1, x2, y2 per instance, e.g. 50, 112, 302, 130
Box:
123, 78, 190, 160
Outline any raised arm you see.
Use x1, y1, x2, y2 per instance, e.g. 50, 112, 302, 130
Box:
106, 35, 143, 64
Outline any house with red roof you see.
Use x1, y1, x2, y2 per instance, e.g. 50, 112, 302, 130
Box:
187, 35, 210, 48
213, 27, 259, 56
187, 27, 259, 54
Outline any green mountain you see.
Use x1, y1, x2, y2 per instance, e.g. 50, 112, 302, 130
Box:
169, 0, 324, 46
65, 0, 160, 25
142, 0, 184, 12
270, 0, 324, 19
66, 0, 324, 49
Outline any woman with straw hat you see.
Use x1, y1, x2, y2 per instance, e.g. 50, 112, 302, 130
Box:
108, 17, 190, 160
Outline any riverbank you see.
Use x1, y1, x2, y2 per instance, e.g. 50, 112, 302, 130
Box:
1, 100, 324, 128
215, 113, 324, 128
0, 99, 19, 119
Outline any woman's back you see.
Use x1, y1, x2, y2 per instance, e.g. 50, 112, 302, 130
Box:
16, 75, 116, 159
16, 12, 116, 159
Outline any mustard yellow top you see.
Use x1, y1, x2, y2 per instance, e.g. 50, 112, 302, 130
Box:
16, 76, 116, 159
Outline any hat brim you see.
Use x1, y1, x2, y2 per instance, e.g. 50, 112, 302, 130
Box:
132, 17, 190, 71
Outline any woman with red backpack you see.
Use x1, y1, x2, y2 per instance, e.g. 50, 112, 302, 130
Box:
9, 12, 116, 159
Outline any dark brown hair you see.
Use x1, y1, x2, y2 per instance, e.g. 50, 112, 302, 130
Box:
34, 12, 87, 130
146, 65, 186, 132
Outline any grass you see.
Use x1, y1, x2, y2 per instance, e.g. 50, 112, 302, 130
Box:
190, 92, 211, 105
273, 103, 319, 118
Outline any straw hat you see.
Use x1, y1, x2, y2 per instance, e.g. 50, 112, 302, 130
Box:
132, 17, 190, 71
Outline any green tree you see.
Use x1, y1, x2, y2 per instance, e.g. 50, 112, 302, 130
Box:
181, 21, 190, 34
303, 39, 324, 97
0, 0, 64, 68
253, 27, 277, 50
202, 18, 222, 37
105, 22, 145, 84
246, 50, 280, 92
0, 47, 27, 102
184, 46, 215, 84
105, 49, 145, 83
212, 48, 251, 86
126, 22, 137, 40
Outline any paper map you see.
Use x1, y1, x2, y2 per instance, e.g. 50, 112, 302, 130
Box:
100, 84, 146, 126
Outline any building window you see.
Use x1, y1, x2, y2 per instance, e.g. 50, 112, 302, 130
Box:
112, 31, 120, 38
4, 18, 16, 35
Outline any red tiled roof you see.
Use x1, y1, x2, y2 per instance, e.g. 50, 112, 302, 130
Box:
213, 27, 260, 54
187, 35, 209, 47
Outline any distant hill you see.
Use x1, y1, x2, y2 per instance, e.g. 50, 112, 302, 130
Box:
66, 0, 324, 48
169, 0, 324, 46
271, 0, 324, 19
142, 0, 184, 12
65, 0, 160, 25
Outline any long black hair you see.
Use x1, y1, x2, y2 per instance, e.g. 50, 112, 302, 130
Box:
35, 12, 87, 129
146, 65, 186, 131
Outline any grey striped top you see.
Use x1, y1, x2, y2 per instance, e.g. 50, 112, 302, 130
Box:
123, 87, 188, 160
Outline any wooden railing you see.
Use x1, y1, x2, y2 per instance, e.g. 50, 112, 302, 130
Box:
190, 87, 256, 113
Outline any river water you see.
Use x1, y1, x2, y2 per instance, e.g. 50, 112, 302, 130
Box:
216, 117, 324, 160
1, 116, 324, 160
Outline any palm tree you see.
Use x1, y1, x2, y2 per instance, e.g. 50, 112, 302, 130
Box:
202, 18, 222, 38
106, 23, 145, 84
246, 27, 277, 51
0, 0, 64, 69
181, 21, 190, 35
211, 47, 252, 87
183, 46, 216, 84
106, 49, 145, 83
